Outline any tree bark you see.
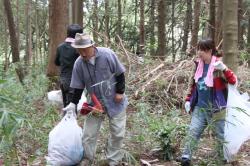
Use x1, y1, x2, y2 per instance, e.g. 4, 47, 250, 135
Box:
247, 15, 250, 54
181, 0, 192, 55
47, 0, 69, 77
16, 0, 20, 50
149, 0, 155, 56
238, 0, 244, 50
134, 0, 138, 26
72, 0, 83, 26
171, 0, 176, 62
34, 0, 39, 65
223, 0, 238, 73
117, 0, 122, 39
104, 0, 110, 46
92, 0, 98, 42
139, 0, 145, 56
3, 15, 9, 73
3, 0, 24, 84
215, 0, 223, 46
190, 0, 201, 54
209, 0, 216, 41
25, 0, 32, 67
156, 0, 166, 60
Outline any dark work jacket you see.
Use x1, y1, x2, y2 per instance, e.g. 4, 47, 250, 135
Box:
55, 42, 80, 85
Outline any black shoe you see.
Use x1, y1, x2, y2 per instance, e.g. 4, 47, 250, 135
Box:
181, 157, 191, 166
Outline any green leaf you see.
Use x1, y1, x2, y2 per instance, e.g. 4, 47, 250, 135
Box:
0, 80, 7, 84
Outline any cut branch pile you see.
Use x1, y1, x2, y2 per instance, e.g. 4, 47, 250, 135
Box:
97, 33, 250, 112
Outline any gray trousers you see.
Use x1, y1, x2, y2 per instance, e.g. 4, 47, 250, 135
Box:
82, 110, 126, 165
182, 106, 225, 159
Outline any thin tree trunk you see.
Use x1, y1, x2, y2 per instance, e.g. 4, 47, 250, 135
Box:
156, 0, 166, 60
25, 0, 32, 67
139, 0, 145, 56
35, 0, 40, 65
181, 0, 192, 55
247, 14, 250, 66
209, 0, 216, 41
238, 0, 244, 50
149, 0, 155, 56
16, 0, 20, 51
117, 0, 122, 39
190, 0, 201, 54
47, 0, 69, 77
223, 0, 238, 73
171, 0, 175, 62
3, 16, 9, 74
215, 0, 223, 46
104, 0, 110, 46
92, 0, 98, 42
248, 15, 250, 67
3, 0, 24, 84
134, 0, 138, 26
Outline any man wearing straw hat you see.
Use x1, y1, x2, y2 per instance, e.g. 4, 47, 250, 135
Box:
63, 33, 128, 166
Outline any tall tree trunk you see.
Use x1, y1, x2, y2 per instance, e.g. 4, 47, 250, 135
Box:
47, 0, 68, 77
72, 0, 83, 26
139, 0, 145, 56
238, 0, 244, 50
3, 0, 24, 84
134, 0, 138, 26
171, 0, 175, 62
156, 0, 166, 60
25, 0, 32, 67
190, 0, 201, 54
149, 0, 155, 56
247, 14, 250, 67
3, 16, 9, 74
215, 0, 223, 46
117, 0, 122, 39
69, 0, 73, 24
209, 0, 216, 41
181, 0, 192, 56
92, 0, 98, 42
223, 0, 238, 73
35, 0, 39, 65
104, 0, 110, 46
16, 0, 20, 51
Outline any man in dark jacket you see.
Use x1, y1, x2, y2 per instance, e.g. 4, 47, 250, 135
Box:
55, 24, 83, 107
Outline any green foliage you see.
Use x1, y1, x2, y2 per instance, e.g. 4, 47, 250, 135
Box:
153, 117, 187, 161
239, 50, 250, 62
0, 65, 59, 164
133, 102, 187, 161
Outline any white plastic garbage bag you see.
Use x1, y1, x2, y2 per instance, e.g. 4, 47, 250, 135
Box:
46, 110, 84, 165
223, 84, 250, 161
47, 90, 63, 105
77, 92, 87, 111
47, 90, 87, 112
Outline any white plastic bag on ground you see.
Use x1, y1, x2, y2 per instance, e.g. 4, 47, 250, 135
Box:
47, 90, 87, 112
224, 84, 250, 161
46, 110, 84, 165
47, 90, 63, 105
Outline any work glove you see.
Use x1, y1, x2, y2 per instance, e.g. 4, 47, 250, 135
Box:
62, 102, 77, 116
213, 61, 227, 71
184, 101, 191, 114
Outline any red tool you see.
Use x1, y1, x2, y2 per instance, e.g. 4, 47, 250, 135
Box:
80, 94, 104, 115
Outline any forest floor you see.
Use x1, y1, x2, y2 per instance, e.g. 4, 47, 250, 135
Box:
6, 58, 249, 166
32, 103, 250, 166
